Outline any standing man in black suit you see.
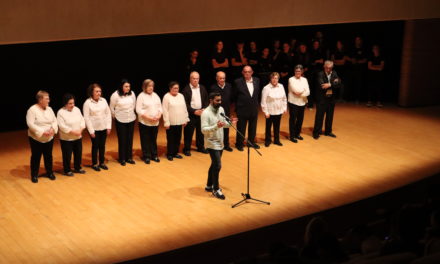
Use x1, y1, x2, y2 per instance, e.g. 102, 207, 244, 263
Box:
182, 71, 209, 156
233, 65, 261, 151
210, 71, 233, 152
313, 60, 341, 139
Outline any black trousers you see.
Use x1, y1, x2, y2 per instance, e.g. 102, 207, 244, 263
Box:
139, 123, 158, 159
166, 125, 183, 156
288, 103, 305, 139
115, 120, 134, 162
91, 129, 107, 165
207, 149, 223, 191
184, 114, 204, 152
236, 114, 258, 147
265, 114, 282, 143
29, 137, 53, 178
367, 71, 384, 102
60, 138, 82, 173
313, 97, 336, 136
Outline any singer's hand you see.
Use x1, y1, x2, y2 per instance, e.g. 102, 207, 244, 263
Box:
217, 121, 225, 128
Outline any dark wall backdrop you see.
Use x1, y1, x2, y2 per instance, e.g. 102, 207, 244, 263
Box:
1, 21, 404, 132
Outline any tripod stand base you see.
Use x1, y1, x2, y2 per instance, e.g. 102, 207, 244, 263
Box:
231, 193, 271, 208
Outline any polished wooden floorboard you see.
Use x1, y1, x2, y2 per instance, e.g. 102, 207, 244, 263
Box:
1, 103, 440, 263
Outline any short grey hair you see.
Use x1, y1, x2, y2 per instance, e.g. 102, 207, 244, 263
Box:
324, 60, 334, 68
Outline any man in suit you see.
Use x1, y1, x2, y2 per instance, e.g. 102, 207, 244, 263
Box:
182, 71, 209, 155
233, 65, 261, 151
313, 60, 342, 139
210, 71, 233, 152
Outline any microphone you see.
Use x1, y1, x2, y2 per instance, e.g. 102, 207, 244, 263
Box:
220, 112, 231, 122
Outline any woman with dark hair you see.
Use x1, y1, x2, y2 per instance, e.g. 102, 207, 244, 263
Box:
110, 79, 137, 166
57, 94, 86, 176
83, 83, 112, 171
136, 79, 162, 164
261, 72, 287, 147
26, 90, 58, 183
331, 40, 349, 101
288, 65, 310, 143
211, 41, 229, 74
162, 81, 189, 161
367, 45, 385, 107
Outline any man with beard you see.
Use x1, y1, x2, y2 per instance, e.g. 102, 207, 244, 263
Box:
201, 92, 237, 200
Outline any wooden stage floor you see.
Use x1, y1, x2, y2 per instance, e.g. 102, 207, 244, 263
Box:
1, 103, 440, 263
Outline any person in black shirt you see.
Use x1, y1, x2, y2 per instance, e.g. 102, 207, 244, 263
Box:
248, 41, 259, 70
274, 43, 295, 90
350, 36, 368, 103
230, 41, 248, 80
367, 45, 385, 107
185, 49, 203, 80
211, 40, 229, 80
331, 40, 349, 102
258, 47, 272, 86
271, 39, 282, 63
295, 43, 311, 79
309, 40, 325, 109
209, 71, 234, 151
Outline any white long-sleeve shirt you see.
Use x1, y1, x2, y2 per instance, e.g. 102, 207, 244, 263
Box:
136, 92, 162, 126
162, 93, 189, 127
288, 76, 310, 106
57, 106, 86, 141
109, 91, 136, 123
26, 104, 58, 143
261, 83, 287, 116
83, 97, 112, 134
201, 105, 230, 150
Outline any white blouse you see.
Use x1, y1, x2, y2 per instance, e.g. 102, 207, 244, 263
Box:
288, 76, 310, 106
26, 104, 58, 143
261, 83, 287, 116
57, 106, 86, 141
83, 97, 112, 134
162, 93, 189, 127
109, 91, 136, 123
136, 92, 163, 126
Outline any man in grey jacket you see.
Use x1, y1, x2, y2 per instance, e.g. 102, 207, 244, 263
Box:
201, 92, 237, 200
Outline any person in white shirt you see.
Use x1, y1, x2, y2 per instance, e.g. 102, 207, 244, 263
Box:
136, 79, 162, 164
83, 83, 112, 171
162, 81, 189, 161
261, 72, 287, 147
110, 79, 137, 166
57, 94, 86, 176
26, 90, 58, 183
288, 65, 310, 143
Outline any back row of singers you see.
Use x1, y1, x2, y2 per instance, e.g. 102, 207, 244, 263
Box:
25, 62, 340, 183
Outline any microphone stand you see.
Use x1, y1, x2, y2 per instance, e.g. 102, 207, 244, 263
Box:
222, 114, 270, 208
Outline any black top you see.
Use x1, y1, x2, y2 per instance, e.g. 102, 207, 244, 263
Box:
209, 82, 233, 114
315, 70, 342, 102
258, 57, 272, 73
182, 84, 209, 115
368, 55, 384, 66
212, 50, 228, 65
295, 52, 311, 69
185, 59, 203, 75
332, 50, 346, 61
230, 49, 248, 64
233, 76, 261, 117
310, 49, 324, 70
351, 47, 367, 62
274, 52, 294, 73
247, 51, 259, 66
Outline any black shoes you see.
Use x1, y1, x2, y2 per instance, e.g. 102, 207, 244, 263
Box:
99, 164, 108, 170
290, 138, 298, 143
74, 169, 86, 174
47, 173, 56, 180
197, 148, 209, 154
313, 135, 320, 140
152, 157, 160, 163
120, 161, 126, 166
127, 159, 136, 164
31, 176, 38, 183
167, 155, 173, 161
174, 154, 183, 159
264, 142, 271, 147
183, 151, 191, 156
65, 171, 74, 177
92, 165, 101, 171
252, 144, 260, 149
236, 146, 244, 151
297, 135, 304, 140
224, 146, 233, 152
213, 189, 225, 200
144, 158, 150, 164
274, 141, 283, 146
325, 132, 337, 138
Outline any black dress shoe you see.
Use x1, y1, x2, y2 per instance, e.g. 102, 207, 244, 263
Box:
236, 146, 244, 151
197, 148, 209, 154
264, 142, 271, 147
174, 154, 183, 159
99, 164, 108, 170
126, 159, 136, 164
120, 161, 126, 166
47, 173, 56, 180
183, 151, 191, 156
167, 155, 173, 161
252, 144, 260, 149
152, 157, 160, 163
74, 169, 86, 174
313, 135, 320, 140
144, 158, 150, 164
290, 138, 298, 143
65, 171, 74, 177
297, 135, 304, 140
212, 189, 225, 200
31, 176, 38, 183
274, 141, 283, 146
325, 132, 337, 138
224, 146, 233, 152
92, 165, 101, 171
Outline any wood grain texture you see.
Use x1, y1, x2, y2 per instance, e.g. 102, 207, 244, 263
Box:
0, 103, 440, 263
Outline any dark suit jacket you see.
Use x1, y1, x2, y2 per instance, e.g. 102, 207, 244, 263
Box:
182, 84, 209, 115
209, 82, 232, 115
315, 70, 341, 103
233, 76, 260, 117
